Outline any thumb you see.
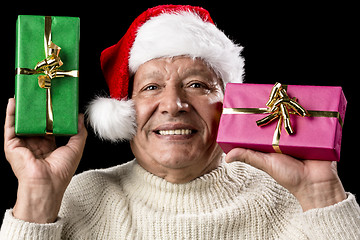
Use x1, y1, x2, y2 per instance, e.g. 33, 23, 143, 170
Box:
225, 148, 273, 174
65, 114, 88, 156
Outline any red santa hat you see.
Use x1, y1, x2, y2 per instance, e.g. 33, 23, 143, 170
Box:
86, 5, 245, 142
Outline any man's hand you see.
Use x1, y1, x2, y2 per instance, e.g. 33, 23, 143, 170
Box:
4, 98, 87, 223
226, 148, 346, 211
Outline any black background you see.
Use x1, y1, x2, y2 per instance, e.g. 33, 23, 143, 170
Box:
1, 1, 359, 220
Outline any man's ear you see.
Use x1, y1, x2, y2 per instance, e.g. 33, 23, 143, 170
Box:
128, 75, 135, 99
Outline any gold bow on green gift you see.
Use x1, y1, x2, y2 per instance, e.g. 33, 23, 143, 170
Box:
15, 16, 79, 134
34, 42, 78, 88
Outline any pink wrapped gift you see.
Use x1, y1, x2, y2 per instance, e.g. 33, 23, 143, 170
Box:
217, 83, 347, 161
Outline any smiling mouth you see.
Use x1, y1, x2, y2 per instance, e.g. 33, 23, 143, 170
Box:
155, 129, 197, 136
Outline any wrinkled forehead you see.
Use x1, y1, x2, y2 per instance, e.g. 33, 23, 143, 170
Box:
129, 56, 224, 95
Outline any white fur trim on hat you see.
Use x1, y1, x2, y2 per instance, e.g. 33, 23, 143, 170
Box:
129, 11, 244, 84
85, 97, 137, 142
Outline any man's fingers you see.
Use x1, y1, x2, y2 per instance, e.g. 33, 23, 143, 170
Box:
225, 148, 306, 186
225, 148, 272, 174
4, 98, 16, 143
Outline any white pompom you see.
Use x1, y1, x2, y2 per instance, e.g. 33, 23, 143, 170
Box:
85, 97, 137, 142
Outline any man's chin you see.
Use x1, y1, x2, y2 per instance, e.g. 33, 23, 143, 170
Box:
149, 147, 199, 169
160, 158, 194, 170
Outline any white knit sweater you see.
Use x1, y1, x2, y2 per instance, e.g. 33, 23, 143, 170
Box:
1, 159, 360, 239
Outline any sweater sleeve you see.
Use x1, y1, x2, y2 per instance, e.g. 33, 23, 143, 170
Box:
0, 209, 63, 240
301, 193, 360, 239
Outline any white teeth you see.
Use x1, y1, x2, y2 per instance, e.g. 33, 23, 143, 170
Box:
158, 129, 193, 135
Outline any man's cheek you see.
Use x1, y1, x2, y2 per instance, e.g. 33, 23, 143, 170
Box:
206, 89, 224, 105
134, 101, 152, 129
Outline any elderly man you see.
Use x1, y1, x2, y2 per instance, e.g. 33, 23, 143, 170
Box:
1, 5, 359, 239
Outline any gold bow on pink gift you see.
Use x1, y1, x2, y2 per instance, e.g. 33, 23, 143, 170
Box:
256, 82, 309, 134
221, 82, 344, 154
255, 82, 309, 153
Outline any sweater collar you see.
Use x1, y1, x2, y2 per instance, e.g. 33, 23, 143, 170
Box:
121, 157, 249, 214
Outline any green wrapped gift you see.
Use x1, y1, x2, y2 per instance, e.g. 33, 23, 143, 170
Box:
15, 15, 79, 136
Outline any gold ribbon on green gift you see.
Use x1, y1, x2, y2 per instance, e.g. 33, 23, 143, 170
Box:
222, 82, 344, 154
15, 16, 79, 135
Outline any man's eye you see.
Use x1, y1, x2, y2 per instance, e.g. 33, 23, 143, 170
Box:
189, 82, 203, 88
144, 85, 158, 91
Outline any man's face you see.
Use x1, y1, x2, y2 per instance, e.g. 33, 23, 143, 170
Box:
130, 56, 224, 182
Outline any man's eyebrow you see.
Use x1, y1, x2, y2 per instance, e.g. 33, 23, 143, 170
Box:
181, 66, 223, 90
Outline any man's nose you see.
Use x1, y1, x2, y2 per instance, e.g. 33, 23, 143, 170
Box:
159, 86, 190, 116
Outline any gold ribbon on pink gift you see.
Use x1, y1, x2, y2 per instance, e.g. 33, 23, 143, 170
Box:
15, 16, 79, 134
222, 82, 344, 154
255, 82, 309, 153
